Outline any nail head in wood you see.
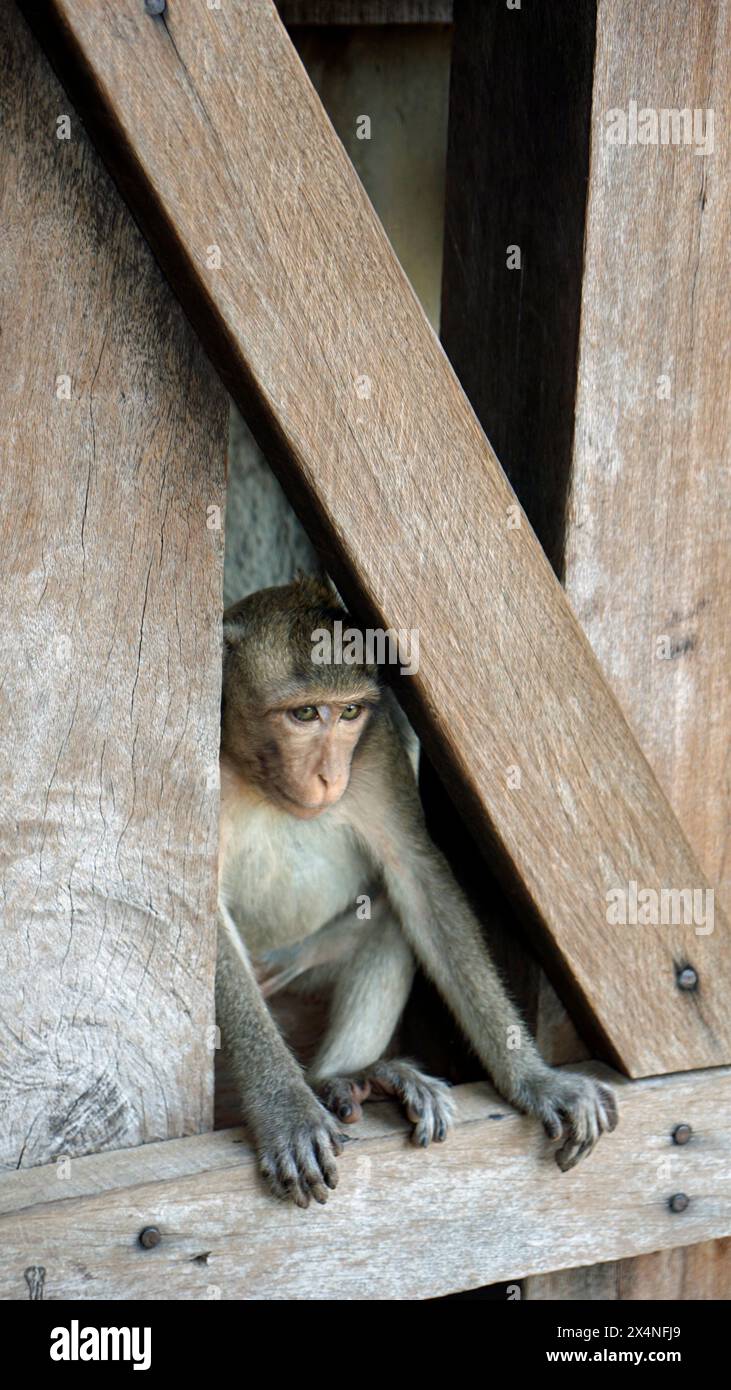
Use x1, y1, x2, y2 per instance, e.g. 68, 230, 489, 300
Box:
672, 1123, 692, 1145
138, 1225, 162, 1249
677, 965, 699, 991
668, 1193, 690, 1214
144, 0, 166, 15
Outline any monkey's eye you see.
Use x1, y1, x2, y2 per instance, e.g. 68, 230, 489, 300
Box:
291, 706, 319, 722
340, 704, 362, 721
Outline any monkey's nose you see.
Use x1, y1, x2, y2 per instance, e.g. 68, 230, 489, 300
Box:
317, 773, 345, 804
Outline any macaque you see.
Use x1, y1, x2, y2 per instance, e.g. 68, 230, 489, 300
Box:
217, 577, 617, 1207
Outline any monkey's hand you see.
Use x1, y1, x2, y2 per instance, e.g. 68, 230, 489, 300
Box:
253, 1084, 345, 1209
515, 1067, 618, 1170
318, 1059, 456, 1148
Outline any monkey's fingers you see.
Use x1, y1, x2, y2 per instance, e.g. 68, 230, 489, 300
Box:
259, 1112, 343, 1207
261, 1151, 313, 1209
255, 946, 309, 999
595, 1082, 620, 1131
292, 1136, 333, 1205
313, 1133, 342, 1187
317, 1076, 371, 1124
536, 1074, 618, 1171
555, 1118, 599, 1172
556, 1085, 619, 1172
368, 1060, 456, 1148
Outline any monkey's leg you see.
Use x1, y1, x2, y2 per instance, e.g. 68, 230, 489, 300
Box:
308, 913, 413, 1080
307, 917, 456, 1146
216, 904, 344, 1208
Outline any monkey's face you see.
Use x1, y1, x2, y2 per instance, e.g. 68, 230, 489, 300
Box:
254, 697, 377, 818
221, 578, 382, 817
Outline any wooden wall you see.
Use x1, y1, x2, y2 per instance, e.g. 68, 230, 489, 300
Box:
6, 0, 726, 1300
0, 4, 227, 1168
545, 0, 730, 1303
441, 0, 730, 1299
565, 0, 730, 927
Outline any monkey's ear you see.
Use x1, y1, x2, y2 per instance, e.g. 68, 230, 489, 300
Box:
223, 618, 245, 652
293, 569, 343, 609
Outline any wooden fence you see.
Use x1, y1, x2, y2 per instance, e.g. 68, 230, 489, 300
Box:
1, 0, 728, 1299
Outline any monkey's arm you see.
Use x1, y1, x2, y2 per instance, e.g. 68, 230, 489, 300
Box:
216, 904, 343, 1206
392, 846, 616, 1166
353, 729, 617, 1169
254, 900, 375, 997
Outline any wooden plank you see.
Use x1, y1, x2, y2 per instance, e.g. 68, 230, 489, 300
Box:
1, 1067, 729, 1300
443, 0, 730, 1299
277, 2, 453, 22
524, 1240, 731, 1301
22, 0, 730, 1078
435, 1, 599, 1070
0, 1128, 246, 1219
543, 0, 731, 1304
0, 3, 227, 1168
439, 0, 730, 1081
566, 0, 731, 929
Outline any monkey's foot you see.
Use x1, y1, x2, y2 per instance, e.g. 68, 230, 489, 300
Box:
256, 1087, 345, 1209
318, 1059, 455, 1148
518, 1068, 619, 1171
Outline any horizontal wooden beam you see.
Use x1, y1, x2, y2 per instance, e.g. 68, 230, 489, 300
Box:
276, 2, 453, 22
21, 0, 731, 1077
2, 1068, 730, 1299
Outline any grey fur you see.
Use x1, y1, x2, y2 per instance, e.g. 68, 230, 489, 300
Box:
217, 580, 618, 1206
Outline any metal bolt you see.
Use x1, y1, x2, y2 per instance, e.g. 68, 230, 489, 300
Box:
668, 1193, 690, 1214
676, 965, 698, 991
672, 1123, 692, 1146
24, 1266, 46, 1300
138, 1226, 162, 1249
144, 0, 166, 16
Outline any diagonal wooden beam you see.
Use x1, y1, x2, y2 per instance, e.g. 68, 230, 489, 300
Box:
1, 1067, 730, 1299
21, 0, 730, 1077
422, 0, 599, 1073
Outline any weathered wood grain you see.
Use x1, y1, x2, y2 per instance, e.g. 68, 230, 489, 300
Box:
23, 0, 730, 1077
277, 1, 453, 22
435, 0, 637, 1080
524, 1238, 731, 1301
526, 0, 731, 1301
1, 1067, 729, 1300
0, 4, 227, 1168
447, 0, 731, 1302
439, 0, 730, 1087
566, 0, 731, 930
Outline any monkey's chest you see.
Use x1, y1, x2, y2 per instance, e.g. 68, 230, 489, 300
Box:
220, 812, 372, 955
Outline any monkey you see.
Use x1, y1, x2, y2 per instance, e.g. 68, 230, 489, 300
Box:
217, 576, 618, 1208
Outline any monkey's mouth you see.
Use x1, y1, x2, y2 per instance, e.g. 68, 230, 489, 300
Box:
275, 787, 333, 819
